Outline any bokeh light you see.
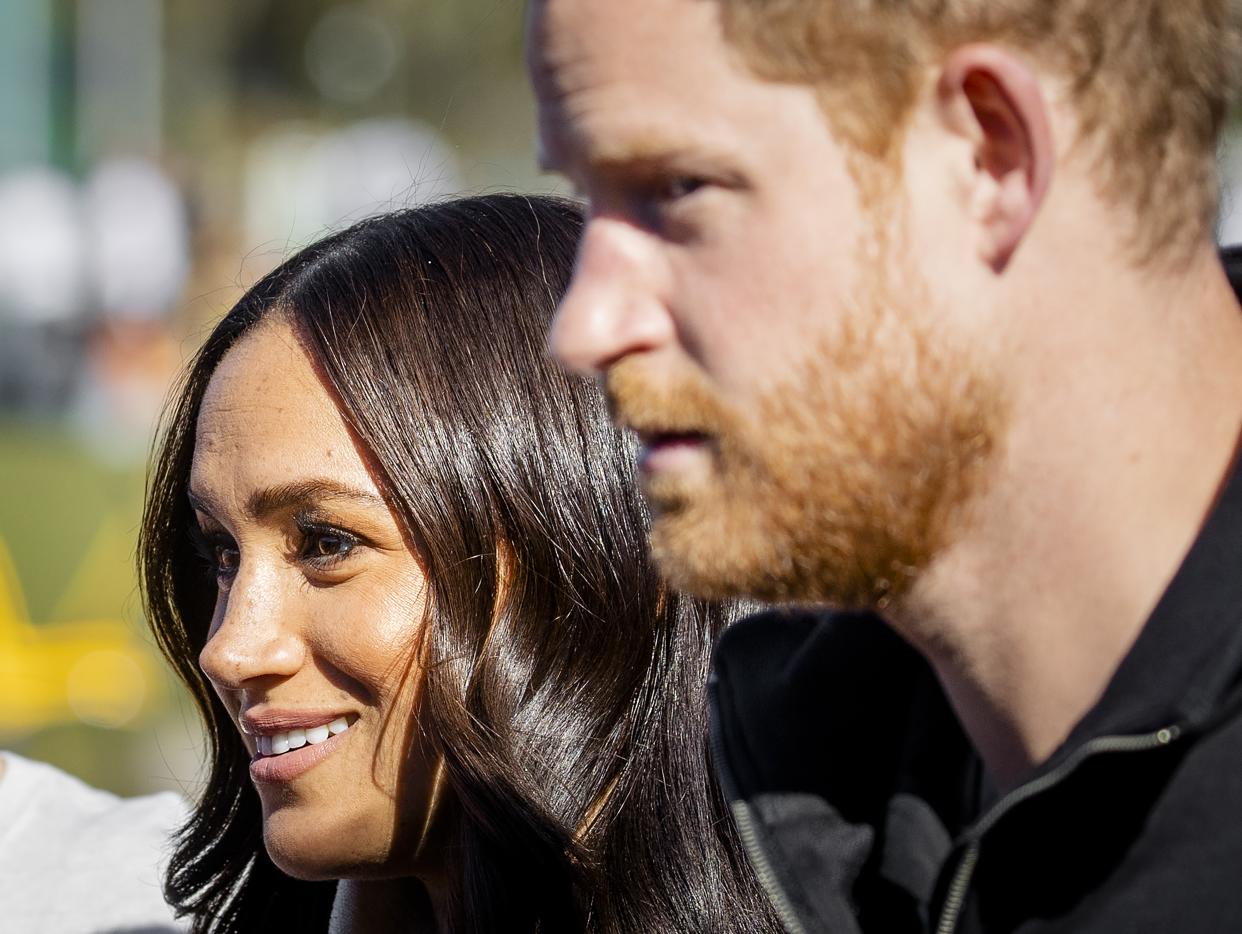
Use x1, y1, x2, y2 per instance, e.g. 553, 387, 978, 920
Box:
0, 0, 549, 800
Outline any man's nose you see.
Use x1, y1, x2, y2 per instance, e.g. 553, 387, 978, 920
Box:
548, 216, 674, 376
198, 564, 304, 692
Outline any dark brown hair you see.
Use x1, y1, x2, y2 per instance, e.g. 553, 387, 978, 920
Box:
140, 194, 781, 933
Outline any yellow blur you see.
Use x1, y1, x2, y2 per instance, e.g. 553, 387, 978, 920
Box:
0, 535, 161, 735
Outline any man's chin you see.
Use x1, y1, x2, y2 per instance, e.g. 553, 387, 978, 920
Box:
646, 486, 913, 608
647, 495, 787, 602
645, 469, 695, 514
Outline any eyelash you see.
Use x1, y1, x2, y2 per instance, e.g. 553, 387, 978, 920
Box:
187, 520, 364, 585
188, 526, 239, 586
294, 519, 362, 573
653, 175, 706, 202
628, 175, 712, 236
574, 172, 709, 215
625, 174, 707, 213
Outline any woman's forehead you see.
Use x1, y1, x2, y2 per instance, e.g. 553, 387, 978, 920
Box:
191, 319, 381, 512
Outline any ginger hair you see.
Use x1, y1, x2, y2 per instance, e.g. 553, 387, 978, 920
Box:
714, 0, 1242, 260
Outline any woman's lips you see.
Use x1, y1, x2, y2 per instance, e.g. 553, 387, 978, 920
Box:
249, 716, 356, 784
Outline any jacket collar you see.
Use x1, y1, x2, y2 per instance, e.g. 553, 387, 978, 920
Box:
720, 247, 1242, 766
713, 444, 1242, 799
1057, 447, 1242, 748
711, 248, 1242, 931
1050, 239, 1242, 745
711, 610, 976, 932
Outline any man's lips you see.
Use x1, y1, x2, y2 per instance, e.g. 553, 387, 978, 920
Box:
636, 431, 711, 473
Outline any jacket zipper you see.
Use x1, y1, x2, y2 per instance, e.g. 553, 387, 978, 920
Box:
935, 841, 979, 934
933, 724, 1184, 934
708, 681, 808, 934
728, 797, 810, 934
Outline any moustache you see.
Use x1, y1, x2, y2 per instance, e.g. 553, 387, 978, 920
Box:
603, 357, 736, 441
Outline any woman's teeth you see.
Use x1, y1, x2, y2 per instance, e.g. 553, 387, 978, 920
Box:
257, 716, 352, 757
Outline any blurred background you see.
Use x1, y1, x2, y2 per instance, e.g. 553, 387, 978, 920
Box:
0, 0, 550, 798
7, 0, 1242, 802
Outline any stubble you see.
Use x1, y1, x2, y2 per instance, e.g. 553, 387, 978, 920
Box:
607, 257, 1004, 610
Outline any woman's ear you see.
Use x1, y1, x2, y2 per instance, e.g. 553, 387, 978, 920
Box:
936, 44, 1054, 271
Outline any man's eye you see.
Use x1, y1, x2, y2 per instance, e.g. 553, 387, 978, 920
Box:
659, 176, 706, 201
617, 176, 711, 233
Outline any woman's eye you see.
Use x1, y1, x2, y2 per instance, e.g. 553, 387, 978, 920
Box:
215, 545, 240, 573
299, 528, 359, 570
189, 526, 239, 586
312, 534, 351, 558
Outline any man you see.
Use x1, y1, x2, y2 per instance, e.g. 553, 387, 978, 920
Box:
527, 1, 1242, 932
0, 751, 186, 932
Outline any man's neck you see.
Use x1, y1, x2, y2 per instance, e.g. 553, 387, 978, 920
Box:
892, 245, 1242, 791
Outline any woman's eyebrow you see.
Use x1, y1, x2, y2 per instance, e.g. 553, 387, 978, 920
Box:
186, 479, 385, 521
187, 488, 219, 517
246, 479, 385, 518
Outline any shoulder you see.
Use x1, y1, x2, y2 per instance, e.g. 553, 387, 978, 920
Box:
0, 752, 189, 932
1, 750, 185, 835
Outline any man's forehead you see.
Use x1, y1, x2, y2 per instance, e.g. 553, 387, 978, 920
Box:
529, 0, 755, 165
529, 0, 728, 97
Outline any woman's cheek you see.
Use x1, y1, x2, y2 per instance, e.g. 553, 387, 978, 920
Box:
313, 570, 427, 701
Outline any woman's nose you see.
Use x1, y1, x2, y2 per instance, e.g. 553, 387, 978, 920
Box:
198, 565, 305, 691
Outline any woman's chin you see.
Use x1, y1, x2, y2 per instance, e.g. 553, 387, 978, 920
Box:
262, 818, 390, 881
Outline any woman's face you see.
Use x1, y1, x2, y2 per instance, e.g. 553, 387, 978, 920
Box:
191, 316, 439, 880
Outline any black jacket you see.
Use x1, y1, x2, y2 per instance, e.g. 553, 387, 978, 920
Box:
710, 248, 1242, 934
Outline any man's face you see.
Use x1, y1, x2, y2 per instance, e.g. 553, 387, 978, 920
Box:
529, 0, 1003, 608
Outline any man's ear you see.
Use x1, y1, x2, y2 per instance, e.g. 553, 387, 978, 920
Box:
936, 45, 1054, 271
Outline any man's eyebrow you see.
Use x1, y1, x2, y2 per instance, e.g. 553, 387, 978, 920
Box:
593, 134, 703, 165
188, 479, 386, 520
548, 130, 744, 184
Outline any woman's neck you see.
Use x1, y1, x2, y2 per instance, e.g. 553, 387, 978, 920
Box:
328, 877, 442, 934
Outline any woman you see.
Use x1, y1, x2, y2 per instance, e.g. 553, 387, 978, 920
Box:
140, 194, 780, 933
